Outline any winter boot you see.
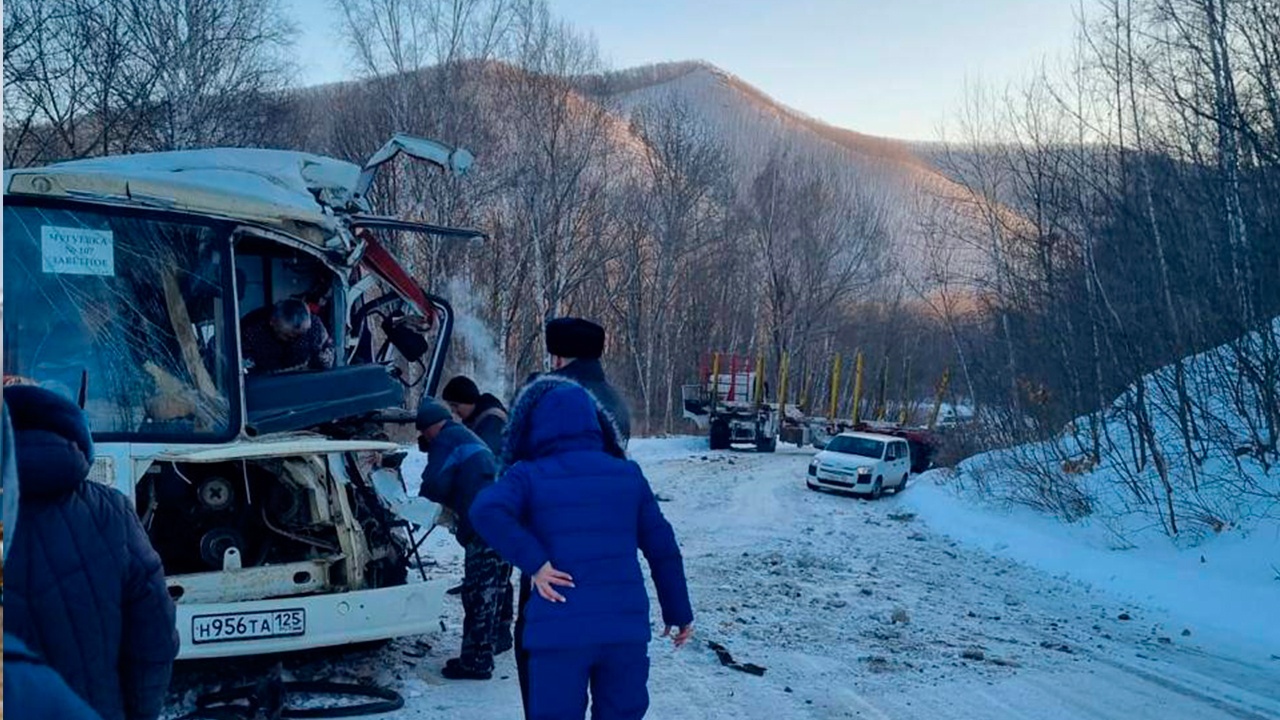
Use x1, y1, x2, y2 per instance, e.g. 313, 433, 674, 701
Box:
441, 660, 492, 680
494, 634, 514, 656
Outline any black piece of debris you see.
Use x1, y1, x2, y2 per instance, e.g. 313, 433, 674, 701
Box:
707, 641, 766, 676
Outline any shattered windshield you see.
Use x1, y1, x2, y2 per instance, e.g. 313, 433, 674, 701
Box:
3, 200, 238, 440
825, 436, 885, 459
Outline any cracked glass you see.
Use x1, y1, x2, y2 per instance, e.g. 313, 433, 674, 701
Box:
4, 201, 237, 439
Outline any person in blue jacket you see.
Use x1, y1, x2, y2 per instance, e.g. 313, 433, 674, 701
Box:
5, 633, 107, 720
416, 398, 513, 679
470, 374, 694, 720
3, 384, 179, 720
5, 398, 105, 719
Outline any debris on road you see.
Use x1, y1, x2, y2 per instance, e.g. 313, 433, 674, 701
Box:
707, 641, 767, 676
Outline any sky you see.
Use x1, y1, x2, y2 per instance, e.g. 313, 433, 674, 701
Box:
286, 0, 1080, 142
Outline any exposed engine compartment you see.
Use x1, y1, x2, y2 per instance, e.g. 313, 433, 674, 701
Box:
137, 454, 409, 595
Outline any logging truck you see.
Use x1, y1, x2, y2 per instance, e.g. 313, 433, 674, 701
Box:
680, 353, 781, 452
682, 350, 953, 473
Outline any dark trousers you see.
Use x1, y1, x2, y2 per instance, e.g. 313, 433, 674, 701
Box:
459, 541, 513, 672
515, 574, 533, 719
498, 572, 514, 646
527, 643, 650, 720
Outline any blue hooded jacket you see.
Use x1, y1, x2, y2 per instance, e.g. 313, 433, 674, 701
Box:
3, 385, 179, 720
418, 420, 498, 546
469, 375, 692, 650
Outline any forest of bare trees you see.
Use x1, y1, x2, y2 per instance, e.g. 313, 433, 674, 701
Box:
3, 0, 295, 164
5, 0, 1278, 531
921, 0, 1280, 534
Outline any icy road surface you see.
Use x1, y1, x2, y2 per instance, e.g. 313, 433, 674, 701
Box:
167, 439, 1280, 719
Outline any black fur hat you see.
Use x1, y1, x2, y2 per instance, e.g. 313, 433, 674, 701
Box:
545, 318, 605, 360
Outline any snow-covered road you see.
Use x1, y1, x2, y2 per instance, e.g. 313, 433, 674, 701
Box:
166, 439, 1280, 719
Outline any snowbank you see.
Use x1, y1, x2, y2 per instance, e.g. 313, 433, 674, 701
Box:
904, 470, 1280, 660
960, 317, 1279, 539
907, 318, 1280, 660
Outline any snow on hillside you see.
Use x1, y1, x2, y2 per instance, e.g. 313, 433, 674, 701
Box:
954, 316, 1280, 538
598, 62, 994, 286
605, 63, 912, 188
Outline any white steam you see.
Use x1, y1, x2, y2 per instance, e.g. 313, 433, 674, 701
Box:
444, 276, 507, 400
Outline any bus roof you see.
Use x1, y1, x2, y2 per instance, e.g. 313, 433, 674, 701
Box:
4, 148, 364, 245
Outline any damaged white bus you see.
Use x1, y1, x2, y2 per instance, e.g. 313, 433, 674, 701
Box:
3, 135, 479, 659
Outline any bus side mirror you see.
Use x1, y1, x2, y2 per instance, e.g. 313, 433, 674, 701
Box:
380, 312, 429, 363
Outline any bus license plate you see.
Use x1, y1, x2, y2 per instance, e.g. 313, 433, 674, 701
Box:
191, 609, 306, 644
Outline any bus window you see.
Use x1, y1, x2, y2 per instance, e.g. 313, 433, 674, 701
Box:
3, 200, 238, 441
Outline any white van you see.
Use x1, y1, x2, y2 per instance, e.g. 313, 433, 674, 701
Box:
806, 432, 911, 499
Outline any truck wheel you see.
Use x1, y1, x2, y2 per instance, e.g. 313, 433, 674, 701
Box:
709, 420, 731, 450
756, 435, 777, 453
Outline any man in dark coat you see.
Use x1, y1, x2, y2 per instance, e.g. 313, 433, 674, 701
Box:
4, 404, 101, 718
441, 375, 509, 456
471, 375, 692, 719
416, 398, 513, 679
240, 298, 335, 375
544, 317, 631, 444
3, 384, 179, 720
439, 374, 514, 633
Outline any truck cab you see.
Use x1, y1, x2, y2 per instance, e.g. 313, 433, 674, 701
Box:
3, 136, 478, 658
682, 353, 780, 452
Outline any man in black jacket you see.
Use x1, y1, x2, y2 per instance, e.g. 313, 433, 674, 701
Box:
544, 317, 631, 443
240, 298, 335, 375
4, 401, 104, 720
441, 375, 508, 456
4, 384, 179, 720
511, 316, 634, 718
416, 398, 513, 680
439, 374, 514, 635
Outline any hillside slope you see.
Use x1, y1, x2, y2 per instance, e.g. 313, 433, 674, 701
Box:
591, 61, 997, 285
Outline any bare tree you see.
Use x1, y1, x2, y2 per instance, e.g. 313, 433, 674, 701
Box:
743, 150, 889, 396
616, 97, 732, 432
3, 0, 295, 165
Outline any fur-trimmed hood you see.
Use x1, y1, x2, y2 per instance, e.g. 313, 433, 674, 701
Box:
502, 375, 626, 467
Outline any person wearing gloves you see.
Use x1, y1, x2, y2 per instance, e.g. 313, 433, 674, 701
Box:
3, 384, 178, 720
470, 375, 693, 720
415, 398, 513, 679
